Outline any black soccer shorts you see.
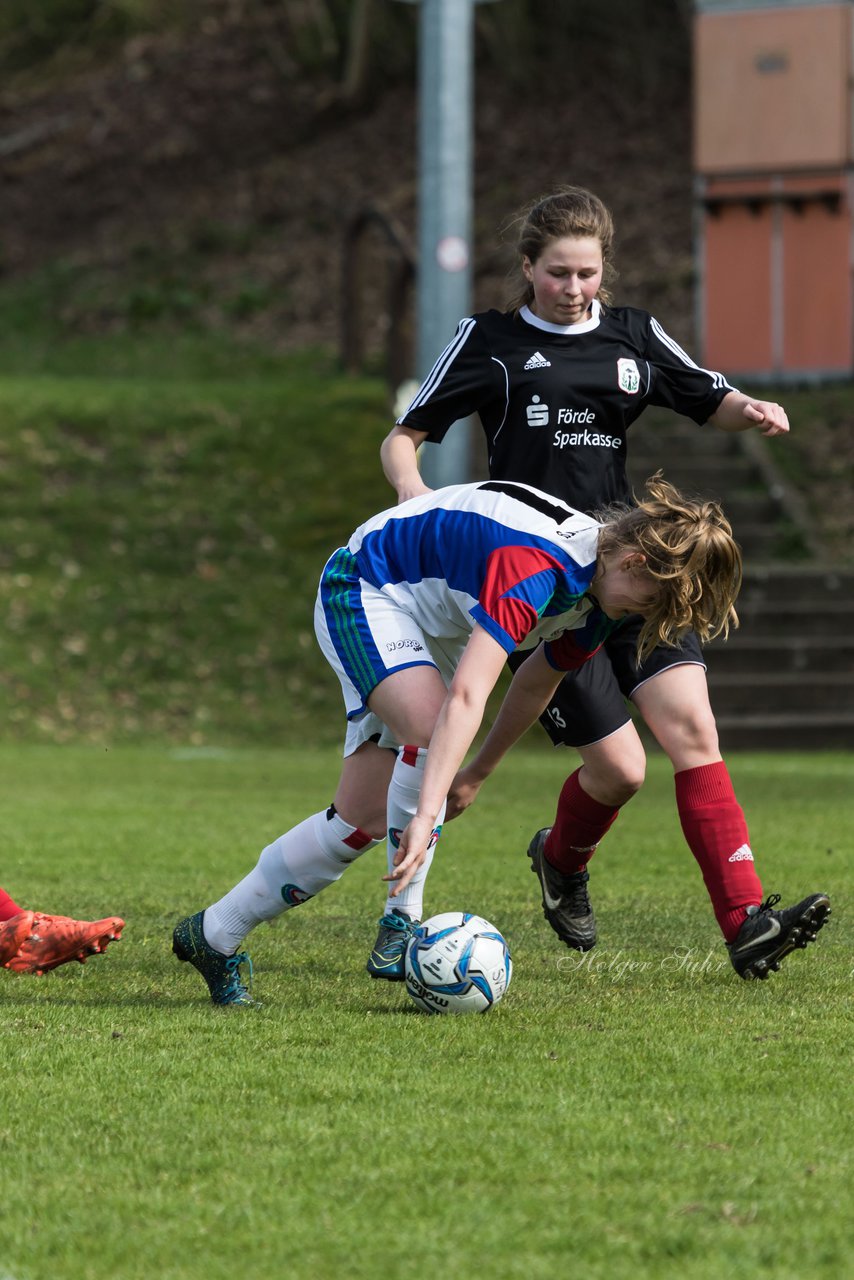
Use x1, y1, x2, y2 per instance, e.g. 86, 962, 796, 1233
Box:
507, 622, 707, 749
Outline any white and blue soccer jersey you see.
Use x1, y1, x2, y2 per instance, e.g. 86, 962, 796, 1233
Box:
316, 480, 621, 720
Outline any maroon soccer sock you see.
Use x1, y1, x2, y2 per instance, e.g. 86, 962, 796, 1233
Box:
544, 768, 621, 874
675, 761, 763, 941
0, 887, 25, 921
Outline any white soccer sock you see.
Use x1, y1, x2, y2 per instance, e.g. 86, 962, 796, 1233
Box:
203, 807, 379, 955
383, 744, 445, 921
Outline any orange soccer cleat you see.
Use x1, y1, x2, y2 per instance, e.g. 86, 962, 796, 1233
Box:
4, 912, 125, 976
0, 910, 37, 967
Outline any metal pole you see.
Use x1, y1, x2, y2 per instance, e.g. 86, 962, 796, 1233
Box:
415, 0, 475, 487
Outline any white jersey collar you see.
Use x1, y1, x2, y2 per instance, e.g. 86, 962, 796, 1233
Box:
520, 299, 602, 335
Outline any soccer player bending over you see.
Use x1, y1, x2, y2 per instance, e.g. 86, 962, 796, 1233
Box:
172, 475, 828, 1005
170, 476, 829, 1003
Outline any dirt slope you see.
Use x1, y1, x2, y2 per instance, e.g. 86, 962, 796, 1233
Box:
0, 12, 694, 354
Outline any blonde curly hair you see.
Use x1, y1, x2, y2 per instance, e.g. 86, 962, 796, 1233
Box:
596, 473, 742, 663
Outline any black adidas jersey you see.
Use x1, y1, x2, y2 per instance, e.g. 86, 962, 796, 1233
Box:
398, 301, 735, 513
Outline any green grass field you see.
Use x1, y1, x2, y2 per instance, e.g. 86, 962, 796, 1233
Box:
0, 319, 850, 1277
1, 743, 850, 1280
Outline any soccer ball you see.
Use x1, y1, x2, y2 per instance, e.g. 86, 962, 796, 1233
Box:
404, 911, 513, 1015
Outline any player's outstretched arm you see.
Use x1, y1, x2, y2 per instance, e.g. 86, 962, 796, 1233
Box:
385, 625, 508, 895
446, 646, 564, 820
710, 390, 789, 438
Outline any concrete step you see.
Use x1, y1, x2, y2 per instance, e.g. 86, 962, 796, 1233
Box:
628, 444, 752, 469
706, 671, 854, 714
628, 460, 762, 494
714, 712, 854, 751
735, 598, 854, 638
705, 636, 854, 674
739, 566, 854, 606
628, 418, 742, 453
717, 491, 785, 523
726, 523, 812, 560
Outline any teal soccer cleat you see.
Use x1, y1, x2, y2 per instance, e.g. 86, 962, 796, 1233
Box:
366, 908, 419, 981
173, 910, 255, 1005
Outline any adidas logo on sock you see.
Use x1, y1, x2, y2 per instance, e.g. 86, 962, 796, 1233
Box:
728, 844, 754, 863
523, 351, 551, 369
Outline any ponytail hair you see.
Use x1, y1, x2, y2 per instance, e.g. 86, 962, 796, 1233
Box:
596, 472, 742, 663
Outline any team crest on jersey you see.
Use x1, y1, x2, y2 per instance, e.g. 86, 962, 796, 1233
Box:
617, 358, 640, 394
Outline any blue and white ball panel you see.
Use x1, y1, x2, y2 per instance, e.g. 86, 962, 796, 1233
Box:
404, 911, 513, 1015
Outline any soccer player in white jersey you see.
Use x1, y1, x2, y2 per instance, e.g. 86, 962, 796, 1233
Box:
173, 475, 744, 1004
377, 186, 831, 983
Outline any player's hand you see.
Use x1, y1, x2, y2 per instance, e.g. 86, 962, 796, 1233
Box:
383, 813, 437, 896
743, 399, 789, 438
445, 768, 484, 821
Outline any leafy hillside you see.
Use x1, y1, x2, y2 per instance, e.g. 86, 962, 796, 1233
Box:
0, 350, 393, 745
0, 0, 696, 351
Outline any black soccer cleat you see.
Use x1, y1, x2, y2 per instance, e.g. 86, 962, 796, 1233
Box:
527, 827, 597, 952
727, 892, 831, 980
173, 910, 255, 1005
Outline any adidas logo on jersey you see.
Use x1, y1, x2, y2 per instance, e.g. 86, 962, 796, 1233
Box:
523, 351, 551, 370
728, 844, 754, 863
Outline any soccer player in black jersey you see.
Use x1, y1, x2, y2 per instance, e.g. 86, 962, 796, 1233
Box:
370, 185, 830, 983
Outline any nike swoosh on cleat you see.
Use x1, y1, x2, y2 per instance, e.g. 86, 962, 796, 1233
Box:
540, 883, 565, 912
732, 920, 781, 953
